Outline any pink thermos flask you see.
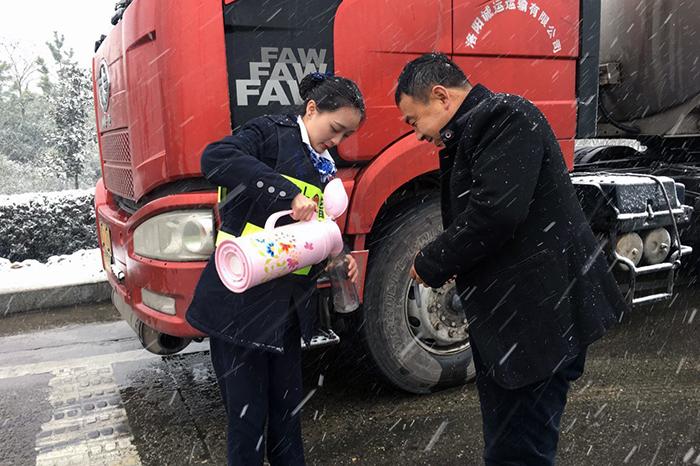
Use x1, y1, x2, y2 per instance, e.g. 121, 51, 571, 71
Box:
215, 178, 348, 293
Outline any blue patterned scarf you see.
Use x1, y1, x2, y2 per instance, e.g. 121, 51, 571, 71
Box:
306, 146, 337, 183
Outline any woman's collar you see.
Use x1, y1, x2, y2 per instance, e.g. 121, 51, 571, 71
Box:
296, 115, 334, 162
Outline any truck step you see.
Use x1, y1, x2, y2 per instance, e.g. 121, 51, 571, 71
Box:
303, 329, 340, 349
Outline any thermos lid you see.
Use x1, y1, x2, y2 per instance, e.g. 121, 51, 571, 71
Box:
323, 178, 348, 219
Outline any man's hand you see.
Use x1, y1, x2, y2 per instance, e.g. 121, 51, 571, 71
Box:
410, 251, 426, 286
291, 193, 317, 221
410, 263, 426, 286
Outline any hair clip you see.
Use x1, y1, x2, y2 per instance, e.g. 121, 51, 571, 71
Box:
311, 71, 335, 82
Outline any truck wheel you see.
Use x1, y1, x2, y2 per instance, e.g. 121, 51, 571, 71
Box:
360, 196, 475, 394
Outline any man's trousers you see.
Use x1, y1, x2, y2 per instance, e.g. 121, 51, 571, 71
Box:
472, 341, 586, 465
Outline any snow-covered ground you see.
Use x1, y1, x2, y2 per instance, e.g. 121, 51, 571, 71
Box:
0, 249, 106, 294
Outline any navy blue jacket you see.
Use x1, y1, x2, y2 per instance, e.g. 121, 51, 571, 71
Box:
186, 114, 325, 353
415, 85, 628, 389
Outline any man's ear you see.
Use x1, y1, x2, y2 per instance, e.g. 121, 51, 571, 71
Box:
431, 85, 450, 108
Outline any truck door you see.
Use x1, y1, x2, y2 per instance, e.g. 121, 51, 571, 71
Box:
452, 0, 580, 165
333, 0, 452, 161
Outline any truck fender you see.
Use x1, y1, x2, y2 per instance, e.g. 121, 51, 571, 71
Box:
345, 134, 439, 235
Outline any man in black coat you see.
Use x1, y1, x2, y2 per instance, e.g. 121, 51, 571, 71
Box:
395, 53, 627, 465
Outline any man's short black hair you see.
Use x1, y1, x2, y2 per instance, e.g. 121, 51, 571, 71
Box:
395, 52, 470, 105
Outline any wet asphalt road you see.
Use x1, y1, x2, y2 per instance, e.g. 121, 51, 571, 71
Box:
0, 286, 698, 466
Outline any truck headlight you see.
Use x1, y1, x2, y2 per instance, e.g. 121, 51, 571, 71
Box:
642, 228, 671, 265
615, 232, 643, 266
133, 210, 215, 261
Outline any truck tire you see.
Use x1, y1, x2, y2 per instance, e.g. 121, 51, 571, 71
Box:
360, 196, 475, 394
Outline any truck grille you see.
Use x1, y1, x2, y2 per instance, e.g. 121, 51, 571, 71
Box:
101, 131, 135, 199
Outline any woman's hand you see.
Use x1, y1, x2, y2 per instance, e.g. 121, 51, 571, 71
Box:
326, 254, 359, 283
346, 254, 358, 284
291, 193, 317, 221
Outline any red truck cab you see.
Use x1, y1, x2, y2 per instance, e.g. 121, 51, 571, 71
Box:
93, 0, 691, 393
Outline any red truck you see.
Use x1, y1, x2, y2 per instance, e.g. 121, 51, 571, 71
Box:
92, 0, 693, 394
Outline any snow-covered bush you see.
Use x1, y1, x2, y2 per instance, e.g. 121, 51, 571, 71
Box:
0, 189, 97, 262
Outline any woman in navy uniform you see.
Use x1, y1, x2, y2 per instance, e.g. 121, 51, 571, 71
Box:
186, 72, 365, 466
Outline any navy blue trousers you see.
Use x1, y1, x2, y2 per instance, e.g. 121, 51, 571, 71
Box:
209, 319, 305, 466
472, 342, 586, 466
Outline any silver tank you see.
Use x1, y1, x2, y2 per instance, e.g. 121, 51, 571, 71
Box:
598, 0, 700, 136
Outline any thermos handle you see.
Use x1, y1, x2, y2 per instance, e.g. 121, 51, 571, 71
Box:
264, 210, 294, 230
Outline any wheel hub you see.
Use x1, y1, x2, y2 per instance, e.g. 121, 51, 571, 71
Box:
405, 281, 469, 354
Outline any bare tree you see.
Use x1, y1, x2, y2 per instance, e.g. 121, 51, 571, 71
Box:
0, 40, 50, 164
0, 42, 41, 117
0, 60, 10, 94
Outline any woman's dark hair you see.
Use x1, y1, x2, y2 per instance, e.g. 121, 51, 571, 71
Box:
298, 72, 366, 120
395, 52, 469, 105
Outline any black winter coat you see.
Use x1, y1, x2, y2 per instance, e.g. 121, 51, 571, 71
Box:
414, 85, 628, 389
186, 114, 325, 353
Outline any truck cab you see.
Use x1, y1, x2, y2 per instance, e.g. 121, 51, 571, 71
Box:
93, 0, 692, 394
